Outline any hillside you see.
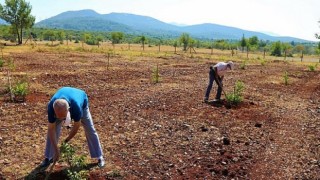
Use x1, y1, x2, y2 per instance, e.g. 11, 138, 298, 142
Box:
35, 9, 309, 42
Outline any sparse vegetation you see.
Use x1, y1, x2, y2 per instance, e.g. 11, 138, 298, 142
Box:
225, 80, 245, 105
308, 63, 318, 71
240, 60, 247, 69
152, 64, 160, 83
60, 142, 88, 180
12, 79, 28, 102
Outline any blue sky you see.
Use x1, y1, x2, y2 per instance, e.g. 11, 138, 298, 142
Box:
1, 0, 319, 41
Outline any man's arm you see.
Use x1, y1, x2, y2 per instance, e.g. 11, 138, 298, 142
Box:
48, 122, 60, 162
213, 67, 223, 87
64, 121, 81, 143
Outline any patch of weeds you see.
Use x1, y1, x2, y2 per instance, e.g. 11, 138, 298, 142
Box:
152, 64, 160, 83
12, 80, 28, 102
261, 59, 267, 66
7, 58, 15, 71
240, 60, 247, 70
308, 63, 318, 71
67, 170, 88, 180
107, 169, 123, 178
283, 71, 289, 85
225, 81, 245, 105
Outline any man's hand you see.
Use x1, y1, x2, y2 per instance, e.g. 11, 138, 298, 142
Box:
65, 121, 81, 143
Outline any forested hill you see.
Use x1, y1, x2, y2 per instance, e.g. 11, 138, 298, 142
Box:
33, 9, 308, 42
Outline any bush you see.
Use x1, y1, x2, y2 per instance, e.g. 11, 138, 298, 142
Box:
12, 80, 28, 102
225, 81, 245, 105
60, 142, 88, 180
308, 63, 318, 71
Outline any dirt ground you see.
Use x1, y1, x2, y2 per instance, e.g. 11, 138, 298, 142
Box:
0, 49, 319, 179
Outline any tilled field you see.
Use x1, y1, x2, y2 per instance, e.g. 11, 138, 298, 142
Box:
0, 51, 319, 179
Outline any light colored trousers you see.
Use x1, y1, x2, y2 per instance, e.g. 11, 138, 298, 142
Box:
44, 106, 103, 159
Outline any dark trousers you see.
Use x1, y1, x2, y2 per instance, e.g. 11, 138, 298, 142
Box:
205, 67, 223, 100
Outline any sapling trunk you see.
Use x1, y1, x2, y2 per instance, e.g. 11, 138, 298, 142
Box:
7, 70, 13, 101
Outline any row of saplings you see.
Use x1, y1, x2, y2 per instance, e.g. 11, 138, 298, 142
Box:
1, 56, 246, 105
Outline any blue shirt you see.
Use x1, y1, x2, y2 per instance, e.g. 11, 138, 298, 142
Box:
47, 87, 88, 123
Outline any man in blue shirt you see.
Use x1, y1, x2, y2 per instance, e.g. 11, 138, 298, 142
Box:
40, 87, 105, 168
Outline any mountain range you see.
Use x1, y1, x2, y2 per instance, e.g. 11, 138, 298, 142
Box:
4, 9, 311, 42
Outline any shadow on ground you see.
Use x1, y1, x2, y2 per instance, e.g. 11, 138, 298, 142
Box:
24, 163, 97, 180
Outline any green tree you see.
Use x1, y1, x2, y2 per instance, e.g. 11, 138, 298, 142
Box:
96, 35, 103, 48
271, 41, 282, 57
111, 31, 123, 45
295, 44, 305, 62
173, 40, 178, 54
282, 43, 292, 60
81, 33, 91, 47
0, 0, 35, 44
179, 33, 190, 51
56, 31, 65, 44
188, 38, 196, 54
259, 40, 268, 58
43, 30, 56, 45
240, 34, 247, 52
248, 36, 259, 47
140, 35, 146, 51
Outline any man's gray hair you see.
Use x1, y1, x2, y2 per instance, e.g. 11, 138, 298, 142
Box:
53, 99, 69, 111
227, 61, 234, 70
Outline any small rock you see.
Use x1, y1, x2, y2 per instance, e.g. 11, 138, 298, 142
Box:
255, 123, 262, 128
232, 157, 239, 162
222, 169, 229, 176
201, 126, 208, 132
223, 137, 230, 145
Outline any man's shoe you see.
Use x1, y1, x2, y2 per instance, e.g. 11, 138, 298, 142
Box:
98, 158, 105, 168
40, 158, 53, 168
203, 98, 209, 103
213, 99, 221, 102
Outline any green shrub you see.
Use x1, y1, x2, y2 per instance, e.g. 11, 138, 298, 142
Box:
12, 80, 28, 101
225, 81, 245, 105
308, 63, 318, 71
60, 142, 88, 180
